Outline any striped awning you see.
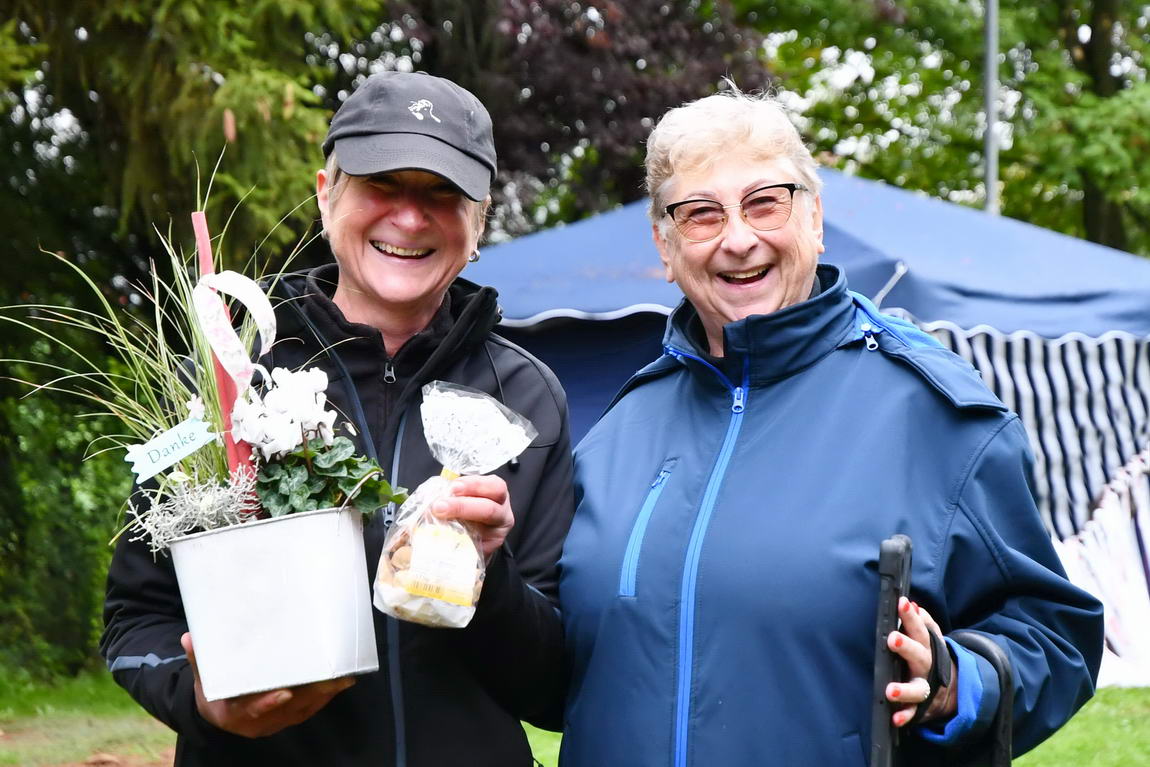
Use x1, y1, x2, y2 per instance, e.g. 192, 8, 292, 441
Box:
1054, 449, 1150, 686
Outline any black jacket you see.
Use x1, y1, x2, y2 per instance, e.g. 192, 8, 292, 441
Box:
101, 266, 575, 766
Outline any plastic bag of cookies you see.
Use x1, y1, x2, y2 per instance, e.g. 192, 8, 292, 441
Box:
373, 382, 536, 628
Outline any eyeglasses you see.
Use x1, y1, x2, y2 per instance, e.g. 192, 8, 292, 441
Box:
664, 182, 809, 243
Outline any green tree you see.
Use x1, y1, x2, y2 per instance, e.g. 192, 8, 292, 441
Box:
0, 352, 130, 676
2, 0, 389, 282
735, 0, 1150, 255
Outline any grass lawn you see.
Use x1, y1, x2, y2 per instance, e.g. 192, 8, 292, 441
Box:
1015, 686, 1150, 766
0, 670, 175, 766
1, 670, 1144, 766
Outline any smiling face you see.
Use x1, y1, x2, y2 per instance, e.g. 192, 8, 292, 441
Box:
317, 169, 483, 332
654, 155, 825, 356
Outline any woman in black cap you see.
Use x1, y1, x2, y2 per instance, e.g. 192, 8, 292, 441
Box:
101, 71, 573, 767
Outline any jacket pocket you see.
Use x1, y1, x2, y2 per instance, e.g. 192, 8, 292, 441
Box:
618, 458, 676, 597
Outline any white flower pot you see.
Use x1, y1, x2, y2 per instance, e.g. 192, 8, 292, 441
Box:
169, 507, 378, 701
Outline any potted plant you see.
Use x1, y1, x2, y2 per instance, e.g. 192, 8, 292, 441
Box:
5, 211, 406, 700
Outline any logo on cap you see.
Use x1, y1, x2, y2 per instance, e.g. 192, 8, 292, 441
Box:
408, 99, 441, 123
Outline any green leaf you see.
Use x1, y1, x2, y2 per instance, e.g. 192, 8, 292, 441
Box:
257, 462, 283, 481
288, 483, 312, 511
313, 460, 349, 478
262, 491, 291, 518
315, 490, 341, 510
314, 437, 355, 468
277, 464, 308, 495
346, 475, 407, 512
352, 483, 384, 512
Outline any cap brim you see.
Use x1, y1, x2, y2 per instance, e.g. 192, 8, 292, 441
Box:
333, 133, 491, 201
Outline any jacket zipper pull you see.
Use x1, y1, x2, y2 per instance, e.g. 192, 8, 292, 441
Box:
651, 469, 670, 489
731, 386, 746, 413
383, 361, 397, 383
860, 322, 879, 351
382, 501, 397, 528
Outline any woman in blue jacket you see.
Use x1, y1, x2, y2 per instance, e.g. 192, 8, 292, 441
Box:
559, 87, 1103, 765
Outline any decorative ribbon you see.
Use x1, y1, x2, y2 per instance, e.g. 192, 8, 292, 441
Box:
192, 270, 277, 392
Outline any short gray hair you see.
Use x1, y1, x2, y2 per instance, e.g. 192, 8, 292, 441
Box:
645, 85, 821, 234
321, 150, 489, 232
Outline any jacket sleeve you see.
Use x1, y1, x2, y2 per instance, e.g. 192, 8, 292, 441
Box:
99, 502, 243, 748
453, 364, 576, 731
932, 416, 1104, 756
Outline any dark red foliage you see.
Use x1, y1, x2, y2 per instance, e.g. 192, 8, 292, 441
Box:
389, 1, 772, 228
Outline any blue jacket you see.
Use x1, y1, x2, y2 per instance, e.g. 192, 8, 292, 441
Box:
559, 265, 1102, 766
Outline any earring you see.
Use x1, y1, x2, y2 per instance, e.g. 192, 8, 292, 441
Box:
468, 248, 481, 263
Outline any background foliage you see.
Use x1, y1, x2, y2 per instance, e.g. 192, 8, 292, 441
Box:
1, 0, 1146, 679
739, 0, 1150, 254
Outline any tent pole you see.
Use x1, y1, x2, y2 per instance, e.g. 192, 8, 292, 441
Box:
984, 0, 1000, 215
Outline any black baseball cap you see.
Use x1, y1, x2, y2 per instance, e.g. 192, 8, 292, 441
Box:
322, 71, 496, 201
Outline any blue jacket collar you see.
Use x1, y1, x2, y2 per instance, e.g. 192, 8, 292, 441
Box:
663, 264, 858, 387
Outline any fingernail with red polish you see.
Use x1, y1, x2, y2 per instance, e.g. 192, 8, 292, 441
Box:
901, 598, 911, 613
890, 686, 901, 698
894, 635, 903, 648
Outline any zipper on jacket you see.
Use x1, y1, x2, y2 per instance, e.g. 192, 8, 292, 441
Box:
664, 345, 744, 412
386, 411, 408, 767
384, 360, 397, 383
672, 361, 750, 767
618, 460, 676, 597
860, 322, 879, 351
382, 410, 409, 528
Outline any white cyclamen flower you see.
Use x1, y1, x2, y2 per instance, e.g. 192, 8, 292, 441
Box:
230, 366, 338, 460
230, 388, 267, 445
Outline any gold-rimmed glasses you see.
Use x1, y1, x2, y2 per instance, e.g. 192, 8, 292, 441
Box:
664, 182, 809, 243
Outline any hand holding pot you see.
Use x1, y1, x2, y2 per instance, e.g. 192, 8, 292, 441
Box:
431, 474, 515, 563
181, 633, 355, 737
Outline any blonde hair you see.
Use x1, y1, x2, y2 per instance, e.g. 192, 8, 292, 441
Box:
645, 86, 820, 235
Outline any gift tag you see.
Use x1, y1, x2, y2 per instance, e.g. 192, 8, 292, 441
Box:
125, 418, 216, 482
